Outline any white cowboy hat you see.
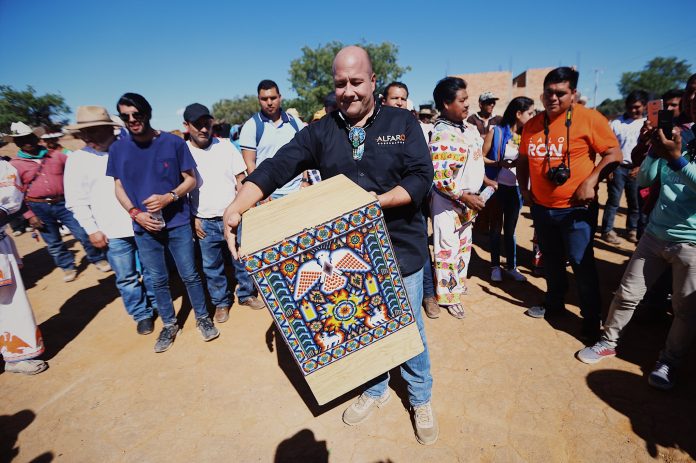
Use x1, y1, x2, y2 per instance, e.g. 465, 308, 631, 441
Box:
6, 121, 46, 139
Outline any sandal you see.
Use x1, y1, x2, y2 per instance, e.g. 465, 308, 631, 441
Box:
446, 303, 466, 319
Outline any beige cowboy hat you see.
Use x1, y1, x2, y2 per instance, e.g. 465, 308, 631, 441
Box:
5, 122, 46, 141
66, 106, 120, 130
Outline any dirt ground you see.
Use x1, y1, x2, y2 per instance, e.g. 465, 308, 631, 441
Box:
1, 139, 695, 462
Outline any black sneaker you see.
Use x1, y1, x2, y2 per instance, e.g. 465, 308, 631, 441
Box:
196, 317, 220, 342
154, 324, 179, 353
136, 317, 154, 335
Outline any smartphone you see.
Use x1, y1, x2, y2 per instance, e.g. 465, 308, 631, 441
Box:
646, 99, 662, 127
657, 109, 674, 140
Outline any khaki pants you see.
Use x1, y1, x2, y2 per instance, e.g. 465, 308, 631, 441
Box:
602, 232, 696, 365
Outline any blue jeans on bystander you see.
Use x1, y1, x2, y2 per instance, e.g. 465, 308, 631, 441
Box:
364, 267, 433, 406
106, 236, 156, 322
134, 224, 208, 326
198, 217, 256, 308
489, 185, 522, 270
531, 203, 601, 322
29, 201, 106, 270
601, 164, 639, 234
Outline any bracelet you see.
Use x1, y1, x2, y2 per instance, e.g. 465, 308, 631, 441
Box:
300, 179, 310, 184
128, 207, 142, 220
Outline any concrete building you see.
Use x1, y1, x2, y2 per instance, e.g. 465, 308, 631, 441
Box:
453, 67, 554, 115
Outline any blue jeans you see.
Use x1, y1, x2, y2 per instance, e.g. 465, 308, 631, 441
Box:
29, 200, 105, 270
489, 185, 522, 269
106, 237, 156, 322
198, 218, 256, 307
531, 204, 601, 322
364, 268, 433, 406
134, 224, 208, 325
601, 164, 639, 233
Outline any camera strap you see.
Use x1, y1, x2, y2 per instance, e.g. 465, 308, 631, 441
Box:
543, 106, 573, 171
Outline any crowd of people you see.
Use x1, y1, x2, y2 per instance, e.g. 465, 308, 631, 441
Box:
1, 45, 695, 446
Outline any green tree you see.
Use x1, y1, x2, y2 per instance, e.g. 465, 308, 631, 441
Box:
288, 41, 411, 119
618, 57, 692, 98
596, 98, 625, 119
0, 85, 70, 133
211, 95, 259, 125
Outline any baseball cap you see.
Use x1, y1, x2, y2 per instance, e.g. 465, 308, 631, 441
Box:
183, 103, 213, 122
479, 91, 499, 103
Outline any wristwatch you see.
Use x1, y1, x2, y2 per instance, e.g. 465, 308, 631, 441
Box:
169, 191, 179, 201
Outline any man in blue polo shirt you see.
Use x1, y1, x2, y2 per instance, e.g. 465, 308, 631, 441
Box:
239, 80, 306, 199
107, 92, 219, 353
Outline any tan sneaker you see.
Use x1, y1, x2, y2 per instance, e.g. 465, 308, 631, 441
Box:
413, 402, 439, 445
63, 269, 77, 282
342, 391, 391, 425
214, 306, 230, 323
94, 260, 112, 272
602, 230, 621, 245
5, 359, 48, 375
627, 230, 638, 243
239, 296, 265, 310
423, 296, 440, 319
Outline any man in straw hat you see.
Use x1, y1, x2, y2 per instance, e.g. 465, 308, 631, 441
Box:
64, 106, 157, 335
7, 122, 110, 282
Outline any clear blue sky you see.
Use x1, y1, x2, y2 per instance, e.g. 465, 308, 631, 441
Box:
1, 0, 695, 131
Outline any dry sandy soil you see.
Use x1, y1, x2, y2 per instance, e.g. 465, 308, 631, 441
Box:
1, 138, 694, 462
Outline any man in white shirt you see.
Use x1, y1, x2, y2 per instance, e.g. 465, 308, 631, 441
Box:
239, 80, 306, 199
64, 106, 156, 335
184, 103, 265, 323
600, 90, 648, 245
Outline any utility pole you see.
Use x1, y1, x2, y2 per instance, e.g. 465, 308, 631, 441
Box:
593, 69, 603, 108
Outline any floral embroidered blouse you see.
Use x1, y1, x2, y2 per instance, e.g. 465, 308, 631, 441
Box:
430, 119, 485, 220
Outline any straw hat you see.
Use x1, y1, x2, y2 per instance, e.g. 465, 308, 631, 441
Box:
66, 106, 120, 130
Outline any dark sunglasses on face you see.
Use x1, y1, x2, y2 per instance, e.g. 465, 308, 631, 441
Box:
191, 119, 213, 130
119, 112, 146, 122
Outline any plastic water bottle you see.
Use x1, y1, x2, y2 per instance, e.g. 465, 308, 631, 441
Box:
150, 211, 165, 230
478, 186, 496, 203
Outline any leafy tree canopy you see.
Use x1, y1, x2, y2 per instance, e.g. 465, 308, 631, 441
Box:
211, 95, 259, 126
0, 85, 70, 133
287, 41, 411, 120
618, 57, 692, 98
596, 98, 625, 119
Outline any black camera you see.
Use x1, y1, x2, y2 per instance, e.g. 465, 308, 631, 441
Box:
547, 163, 570, 185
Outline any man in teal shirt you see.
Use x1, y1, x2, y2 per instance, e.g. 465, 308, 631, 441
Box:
575, 110, 696, 391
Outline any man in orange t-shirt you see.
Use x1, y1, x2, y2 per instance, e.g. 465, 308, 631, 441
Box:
517, 67, 621, 341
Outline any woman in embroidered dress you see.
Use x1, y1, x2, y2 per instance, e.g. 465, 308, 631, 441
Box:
482, 97, 535, 283
430, 77, 485, 319
0, 159, 47, 374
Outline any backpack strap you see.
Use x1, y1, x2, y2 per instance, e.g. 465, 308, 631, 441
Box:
287, 115, 301, 132
253, 112, 264, 147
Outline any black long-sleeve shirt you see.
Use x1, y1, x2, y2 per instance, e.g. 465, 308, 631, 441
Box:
245, 105, 434, 276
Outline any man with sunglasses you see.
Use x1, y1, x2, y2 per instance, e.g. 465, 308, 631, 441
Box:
107, 93, 219, 353
7, 122, 110, 282
184, 103, 265, 324
64, 106, 157, 336
517, 67, 622, 342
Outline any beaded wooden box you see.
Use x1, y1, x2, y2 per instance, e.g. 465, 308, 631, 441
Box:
241, 175, 424, 405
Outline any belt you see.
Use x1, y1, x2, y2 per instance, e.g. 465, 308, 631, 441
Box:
620, 162, 634, 168
26, 195, 65, 204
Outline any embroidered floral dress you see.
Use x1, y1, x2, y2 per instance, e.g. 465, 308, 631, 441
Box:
429, 120, 484, 305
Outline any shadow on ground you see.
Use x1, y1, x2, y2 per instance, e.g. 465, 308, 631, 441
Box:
587, 369, 696, 460
274, 428, 328, 463
0, 409, 54, 463
39, 275, 117, 360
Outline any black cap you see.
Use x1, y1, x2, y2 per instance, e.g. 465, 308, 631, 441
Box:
183, 103, 212, 122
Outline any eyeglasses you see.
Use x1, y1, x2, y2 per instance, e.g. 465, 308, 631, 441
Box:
119, 112, 146, 122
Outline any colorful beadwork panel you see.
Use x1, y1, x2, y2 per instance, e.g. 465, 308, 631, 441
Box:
245, 203, 415, 376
